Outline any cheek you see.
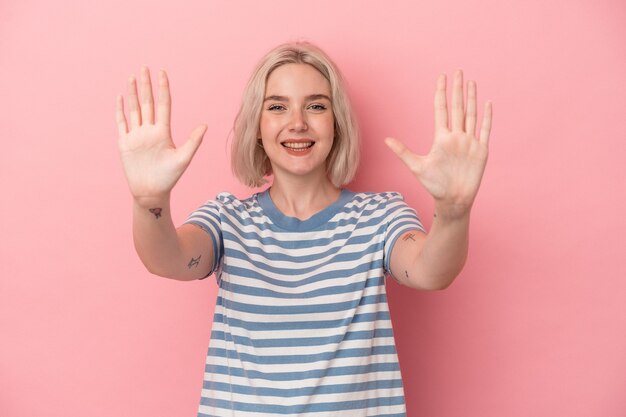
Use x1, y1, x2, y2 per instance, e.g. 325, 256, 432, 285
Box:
259, 116, 280, 138
324, 117, 335, 140
312, 112, 334, 136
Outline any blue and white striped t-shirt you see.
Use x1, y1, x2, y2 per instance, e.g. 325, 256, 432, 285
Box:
185, 189, 424, 417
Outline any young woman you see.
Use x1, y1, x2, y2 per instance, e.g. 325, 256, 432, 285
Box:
116, 42, 492, 416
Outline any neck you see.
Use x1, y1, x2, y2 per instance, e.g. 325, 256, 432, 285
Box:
269, 174, 341, 221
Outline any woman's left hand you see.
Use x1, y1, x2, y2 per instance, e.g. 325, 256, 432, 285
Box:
385, 70, 492, 220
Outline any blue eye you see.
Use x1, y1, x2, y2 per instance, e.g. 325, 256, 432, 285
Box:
309, 104, 327, 111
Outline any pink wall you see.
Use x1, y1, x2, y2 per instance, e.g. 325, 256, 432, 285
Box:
2, 0, 625, 416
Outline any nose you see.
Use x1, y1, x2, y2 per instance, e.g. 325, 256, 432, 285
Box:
288, 109, 308, 132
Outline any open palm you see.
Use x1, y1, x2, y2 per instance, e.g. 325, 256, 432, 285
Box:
116, 67, 206, 203
386, 70, 492, 218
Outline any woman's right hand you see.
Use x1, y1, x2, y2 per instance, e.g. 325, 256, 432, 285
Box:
116, 66, 206, 206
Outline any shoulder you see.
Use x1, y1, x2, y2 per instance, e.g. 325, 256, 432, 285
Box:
330, 190, 412, 226
198, 191, 261, 211
187, 191, 262, 222
345, 190, 407, 211
347, 190, 421, 228
206, 191, 271, 227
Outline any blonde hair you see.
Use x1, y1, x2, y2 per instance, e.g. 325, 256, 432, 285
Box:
231, 41, 360, 188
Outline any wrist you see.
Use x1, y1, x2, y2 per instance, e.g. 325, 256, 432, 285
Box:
132, 192, 171, 210
433, 200, 472, 222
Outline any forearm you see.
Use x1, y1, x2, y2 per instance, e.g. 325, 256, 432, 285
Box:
132, 195, 198, 280
409, 207, 471, 290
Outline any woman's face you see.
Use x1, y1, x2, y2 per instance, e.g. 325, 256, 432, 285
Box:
259, 63, 334, 183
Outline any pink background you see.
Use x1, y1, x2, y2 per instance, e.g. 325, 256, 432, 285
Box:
2, 0, 625, 416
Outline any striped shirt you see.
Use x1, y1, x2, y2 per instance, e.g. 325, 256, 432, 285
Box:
185, 189, 424, 417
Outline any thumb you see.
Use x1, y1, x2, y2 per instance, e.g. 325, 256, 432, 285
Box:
384, 137, 423, 173
178, 124, 207, 165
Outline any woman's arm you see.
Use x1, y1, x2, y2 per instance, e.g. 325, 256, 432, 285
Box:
116, 66, 213, 280
131, 196, 214, 281
386, 70, 492, 290
388, 215, 468, 291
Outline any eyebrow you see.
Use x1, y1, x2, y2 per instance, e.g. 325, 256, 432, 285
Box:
263, 94, 331, 102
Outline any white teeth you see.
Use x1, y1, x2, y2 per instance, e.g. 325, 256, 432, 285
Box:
282, 142, 313, 150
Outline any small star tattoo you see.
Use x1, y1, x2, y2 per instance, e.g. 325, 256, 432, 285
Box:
188, 255, 201, 269
149, 208, 162, 219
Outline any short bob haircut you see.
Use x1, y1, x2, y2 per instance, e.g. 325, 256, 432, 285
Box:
231, 41, 360, 188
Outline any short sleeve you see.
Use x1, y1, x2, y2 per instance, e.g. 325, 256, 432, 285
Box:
382, 192, 425, 275
184, 199, 224, 278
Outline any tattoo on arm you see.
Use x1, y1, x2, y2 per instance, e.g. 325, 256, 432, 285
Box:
191, 223, 209, 233
402, 233, 416, 242
149, 208, 162, 219
188, 255, 201, 269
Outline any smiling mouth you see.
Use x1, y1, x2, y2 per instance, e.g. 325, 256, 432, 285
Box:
281, 141, 314, 151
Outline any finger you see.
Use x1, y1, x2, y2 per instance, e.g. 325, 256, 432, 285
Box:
384, 137, 423, 173
139, 66, 155, 125
177, 124, 207, 166
479, 101, 493, 146
127, 75, 141, 128
115, 94, 128, 137
157, 69, 171, 128
434, 74, 448, 131
465, 80, 477, 137
451, 69, 464, 132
